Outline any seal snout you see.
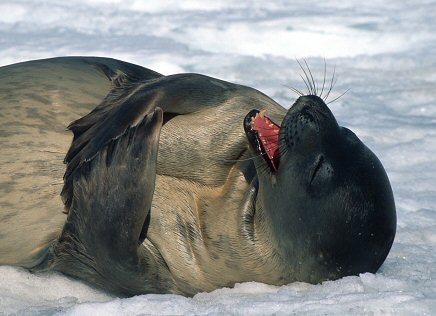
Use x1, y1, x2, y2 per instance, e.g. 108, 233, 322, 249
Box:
282, 95, 339, 152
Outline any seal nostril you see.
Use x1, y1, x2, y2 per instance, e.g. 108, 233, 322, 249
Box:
301, 108, 315, 122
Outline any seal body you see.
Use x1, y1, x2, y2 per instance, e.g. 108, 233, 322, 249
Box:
0, 57, 396, 296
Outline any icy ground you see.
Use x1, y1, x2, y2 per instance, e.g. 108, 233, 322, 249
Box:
1, 0, 436, 315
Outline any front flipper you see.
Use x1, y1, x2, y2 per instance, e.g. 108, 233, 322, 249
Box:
50, 108, 168, 295
61, 73, 239, 212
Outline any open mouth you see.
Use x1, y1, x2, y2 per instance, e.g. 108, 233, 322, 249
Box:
244, 109, 281, 172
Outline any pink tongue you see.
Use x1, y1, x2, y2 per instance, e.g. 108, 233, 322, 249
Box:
251, 111, 280, 171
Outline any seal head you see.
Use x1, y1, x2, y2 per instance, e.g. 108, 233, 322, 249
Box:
244, 95, 396, 283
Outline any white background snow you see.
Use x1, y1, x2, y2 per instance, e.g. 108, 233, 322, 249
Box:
1, 0, 436, 315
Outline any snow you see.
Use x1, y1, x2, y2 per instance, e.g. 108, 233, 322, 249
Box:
1, 0, 436, 314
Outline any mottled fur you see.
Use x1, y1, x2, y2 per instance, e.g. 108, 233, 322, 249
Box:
0, 57, 288, 295
0, 57, 396, 296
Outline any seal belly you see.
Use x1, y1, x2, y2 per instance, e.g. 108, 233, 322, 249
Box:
0, 58, 114, 266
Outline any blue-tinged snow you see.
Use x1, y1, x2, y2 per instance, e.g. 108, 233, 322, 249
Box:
1, 0, 435, 315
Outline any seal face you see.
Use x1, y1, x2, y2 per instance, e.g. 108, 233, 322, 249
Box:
0, 57, 396, 296
244, 95, 396, 282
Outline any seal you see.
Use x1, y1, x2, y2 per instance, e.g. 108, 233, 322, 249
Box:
0, 57, 396, 296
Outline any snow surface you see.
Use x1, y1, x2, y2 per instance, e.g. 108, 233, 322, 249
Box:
1, 0, 436, 315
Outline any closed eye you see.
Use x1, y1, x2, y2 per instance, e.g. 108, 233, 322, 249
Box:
309, 154, 324, 184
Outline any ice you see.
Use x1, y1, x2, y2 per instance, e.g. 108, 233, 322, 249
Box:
1, 0, 436, 314
0, 266, 113, 314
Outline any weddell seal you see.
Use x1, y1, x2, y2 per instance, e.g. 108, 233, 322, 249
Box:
0, 57, 396, 296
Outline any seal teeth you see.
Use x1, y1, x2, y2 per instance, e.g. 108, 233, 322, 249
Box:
244, 109, 280, 172
259, 110, 266, 118
251, 110, 267, 129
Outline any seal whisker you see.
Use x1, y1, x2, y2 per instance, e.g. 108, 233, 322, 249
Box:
297, 59, 314, 95
257, 163, 274, 176
282, 85, 304, 96
320, 58, 327, 99
223, 147, 279, 163
324, 65, 336, 102
327, 88, 350, 105
298, 73, 311, 95
36, 149, 64, 154
284, 85, 304, 97
252, 126, 280, 131
304, 59, 317, 96
279, 143, 289, 157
